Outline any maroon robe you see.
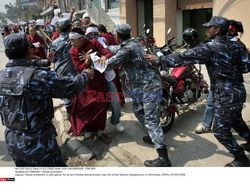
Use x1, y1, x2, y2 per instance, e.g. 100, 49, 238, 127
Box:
70, 39, 113, 136
102, 32, 117, 46
51, 31, 60, 41
27, 33, 46, 59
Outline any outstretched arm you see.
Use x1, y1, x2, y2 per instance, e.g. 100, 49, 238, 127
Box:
31, 69, 93, 99
105, 48, 130, 71
146, 43, 211, 70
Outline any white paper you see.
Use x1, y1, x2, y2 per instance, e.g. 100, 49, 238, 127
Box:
90, 52, 107, 73
32, 42, 40, 48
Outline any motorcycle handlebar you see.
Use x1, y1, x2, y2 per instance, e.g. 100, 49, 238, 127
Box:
168, 37, 175, 43
160, 37, 175, 49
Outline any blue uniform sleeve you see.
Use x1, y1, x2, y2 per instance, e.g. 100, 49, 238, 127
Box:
238, 47, 250, 74
160, 43, 211, 69
106, 47, 130, 71
51, 41, 58, 63
30, 69, 89, 98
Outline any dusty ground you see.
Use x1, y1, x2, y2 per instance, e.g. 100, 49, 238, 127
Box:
61, 65, 250, 167
62, 94, 250, 167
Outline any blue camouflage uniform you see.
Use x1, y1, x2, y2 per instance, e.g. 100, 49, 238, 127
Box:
159, 35, 250, 156
106, 25, 166, 150
0, 34, 90, 166
51, 18, 76, 110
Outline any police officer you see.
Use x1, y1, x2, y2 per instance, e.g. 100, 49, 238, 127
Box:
51, 18, 77, 117
100, 24, 171, 167
0, 34, 93, 166
183, 28, 215, 134
146, 16, 250, 167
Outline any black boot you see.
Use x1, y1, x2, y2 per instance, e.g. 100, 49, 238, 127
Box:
144, 148, 171, 167
240, 140, 250, 152
225, 151, 250, 167
143, 136, 154, 145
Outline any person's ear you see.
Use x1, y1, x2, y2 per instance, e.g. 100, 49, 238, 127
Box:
215, 27, 220, 35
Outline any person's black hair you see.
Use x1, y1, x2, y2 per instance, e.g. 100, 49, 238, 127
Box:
5, 47, 28, 59
98, 24, 107, 33
73, 18, 81, 23
87, 23, 98, 28
116, 32, 131, 41
71, 27, 85, 36
229, 20, 244, 33
4, 26, 10, 33
60, 24, 72, 33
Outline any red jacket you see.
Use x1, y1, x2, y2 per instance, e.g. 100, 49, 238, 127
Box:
27, 33, 46, 59
102, 33, 117, 46
70, 39, 113, 72
51, 31, 60, 41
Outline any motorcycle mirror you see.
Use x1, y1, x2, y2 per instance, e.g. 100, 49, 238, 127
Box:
146, 28, 150, 34
167, 28, 172, 35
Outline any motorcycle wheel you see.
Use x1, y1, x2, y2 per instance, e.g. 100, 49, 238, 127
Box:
160, 99, 175, 133
161, 112, 175, 133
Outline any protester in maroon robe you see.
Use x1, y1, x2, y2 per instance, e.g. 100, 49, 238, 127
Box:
27, 26, 46, 59
69, 28, 113, 142
98, 24, 125, 104
51, 29, 60, 41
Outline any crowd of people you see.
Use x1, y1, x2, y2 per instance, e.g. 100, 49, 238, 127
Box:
0, 10, 250, 167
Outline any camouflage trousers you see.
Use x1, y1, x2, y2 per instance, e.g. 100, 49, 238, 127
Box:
213, 94, 250, 155
132, 98, 166, 149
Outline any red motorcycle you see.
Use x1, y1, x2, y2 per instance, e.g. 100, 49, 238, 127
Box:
157, 31, 209, 133
159, 65, 209, 132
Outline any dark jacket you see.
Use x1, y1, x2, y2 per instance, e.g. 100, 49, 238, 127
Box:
0, 59, 89, 163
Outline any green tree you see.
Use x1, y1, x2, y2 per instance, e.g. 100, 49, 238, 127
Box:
3, 2, 22, 22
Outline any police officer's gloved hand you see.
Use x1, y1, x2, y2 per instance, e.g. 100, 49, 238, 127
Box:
144, 53, 161, 68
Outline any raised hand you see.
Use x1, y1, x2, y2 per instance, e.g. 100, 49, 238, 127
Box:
79, 49, 93, 65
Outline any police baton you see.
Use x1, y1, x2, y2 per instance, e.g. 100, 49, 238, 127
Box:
39, 28, 52, 43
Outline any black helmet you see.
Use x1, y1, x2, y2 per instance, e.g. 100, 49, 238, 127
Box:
183, 28, 198, 45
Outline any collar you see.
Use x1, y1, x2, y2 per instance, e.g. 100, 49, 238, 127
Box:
121, 38, 132, 47
214, 36, 227, 41
6, 59, 31, 67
